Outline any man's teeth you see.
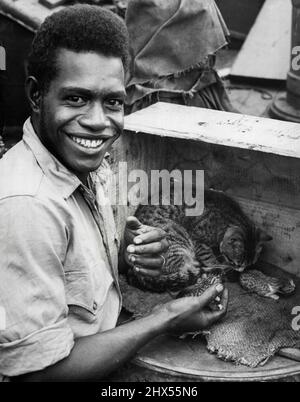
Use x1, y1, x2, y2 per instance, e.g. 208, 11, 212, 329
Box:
70, 136, 104, 148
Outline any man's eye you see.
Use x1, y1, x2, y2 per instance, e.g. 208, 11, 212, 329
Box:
66, 96, 86, 105
106, 99, 124, 109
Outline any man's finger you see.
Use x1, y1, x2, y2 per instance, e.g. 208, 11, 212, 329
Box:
133, 266, 161, 277
133, 228, 166, 245
196, 283, 225, 310
219, 287, 229, 312
125, 216, 143, 231
173, 285, 226, 320
205, 289, 229, 325
129, 255, 165, 268
127, 241, 165, 255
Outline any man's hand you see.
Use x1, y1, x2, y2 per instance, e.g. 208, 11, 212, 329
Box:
153, 283, 229, 334
124, 216, 169, 277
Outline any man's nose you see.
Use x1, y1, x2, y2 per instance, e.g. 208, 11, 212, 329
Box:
79, 102, 108, 131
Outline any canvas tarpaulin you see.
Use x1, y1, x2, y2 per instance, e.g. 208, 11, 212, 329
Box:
125, 0, 235, 114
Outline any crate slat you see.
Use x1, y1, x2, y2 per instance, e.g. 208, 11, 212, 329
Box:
124, 103, 300, 159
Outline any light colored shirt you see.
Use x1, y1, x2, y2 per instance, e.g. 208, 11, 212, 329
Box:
0, 118, 122, 377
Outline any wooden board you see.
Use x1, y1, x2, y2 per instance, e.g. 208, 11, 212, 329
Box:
110, 132, 168, 240
0, 0, 116, 31
230, 0, 291, 81
0, 0, 64, 32
234, 196, 300, 276
124, 102, 300, 158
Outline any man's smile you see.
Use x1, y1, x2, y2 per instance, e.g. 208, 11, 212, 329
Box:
69, 135, 105, 149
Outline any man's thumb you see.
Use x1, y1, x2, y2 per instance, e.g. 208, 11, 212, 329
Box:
197, 284, 224, 309
126, 216, 143, 230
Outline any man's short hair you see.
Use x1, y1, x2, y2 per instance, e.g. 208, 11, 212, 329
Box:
27, 4, 129, 91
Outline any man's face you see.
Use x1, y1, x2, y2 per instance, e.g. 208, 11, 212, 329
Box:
37, 49, 125, 183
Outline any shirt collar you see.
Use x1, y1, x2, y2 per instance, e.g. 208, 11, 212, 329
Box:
22, 117, 82, 199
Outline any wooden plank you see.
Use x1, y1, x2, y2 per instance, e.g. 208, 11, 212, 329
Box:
0, 0, 64, 32
0, 0, 116, 31
230, 0, 291, 81
233, 196, 300, 276
110, 132, 168, 240
124, 102, 300, 159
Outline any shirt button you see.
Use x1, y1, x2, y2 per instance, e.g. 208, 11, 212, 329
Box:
93, 301, 98, 311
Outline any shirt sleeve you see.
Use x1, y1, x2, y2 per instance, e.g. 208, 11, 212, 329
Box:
0, 196, 74, 377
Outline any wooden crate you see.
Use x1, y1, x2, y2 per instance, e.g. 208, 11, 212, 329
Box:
113, 102, 300, 277
110, 102, 300, 381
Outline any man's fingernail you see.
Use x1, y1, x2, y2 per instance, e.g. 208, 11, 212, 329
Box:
216, 284, 224, 292
134, 266, 140, 272
134, 237, 142, 244
128, 245, 135, 253
130, 255, 135, 263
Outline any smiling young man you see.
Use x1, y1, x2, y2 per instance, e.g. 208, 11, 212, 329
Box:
36, 48, 125, 185
0, 5, 228, 381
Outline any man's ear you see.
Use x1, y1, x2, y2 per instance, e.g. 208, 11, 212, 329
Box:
25, 76, 42, 113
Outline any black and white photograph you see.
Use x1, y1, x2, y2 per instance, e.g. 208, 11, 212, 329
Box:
0, 0, 300, 387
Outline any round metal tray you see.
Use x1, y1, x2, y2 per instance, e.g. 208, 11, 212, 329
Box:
110, 335, 300, 382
